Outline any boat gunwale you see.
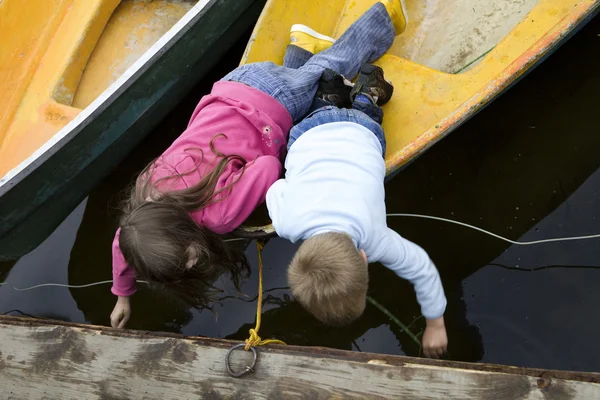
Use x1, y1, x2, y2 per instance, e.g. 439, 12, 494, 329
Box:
0, 0, 215, 196
1, 314, 599, 383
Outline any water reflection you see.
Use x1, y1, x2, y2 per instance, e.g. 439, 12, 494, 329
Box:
0, 201, 86, 323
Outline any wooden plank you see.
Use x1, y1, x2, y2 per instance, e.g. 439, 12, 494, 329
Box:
0, 316, 598, 399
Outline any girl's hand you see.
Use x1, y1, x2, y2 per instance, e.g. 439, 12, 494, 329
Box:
110, 296, 131, 328
422, 316, 448, 358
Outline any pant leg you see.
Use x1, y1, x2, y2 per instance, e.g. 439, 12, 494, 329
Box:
277, 3, 395, 120
296, 3, 395, 80
222, 3, 395, 122
288, 107, 387, 156
352, 97, 383, 125
283, 44, 313, 69
219, 46, 312, 103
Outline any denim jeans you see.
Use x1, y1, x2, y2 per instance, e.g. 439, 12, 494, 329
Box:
221, 3, 395, 122
288, 106, 386, 156
285, 43, 385, 134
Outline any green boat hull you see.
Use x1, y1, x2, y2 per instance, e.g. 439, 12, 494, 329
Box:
0, 0, 265, 260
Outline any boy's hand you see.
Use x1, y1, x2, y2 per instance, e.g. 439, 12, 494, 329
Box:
110, 296, 131, 329
422, 316, 448, 358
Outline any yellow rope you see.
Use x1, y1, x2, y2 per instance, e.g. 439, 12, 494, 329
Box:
244, 240, 286, 351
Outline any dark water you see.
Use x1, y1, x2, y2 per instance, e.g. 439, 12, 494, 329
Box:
2, 16, 600, 373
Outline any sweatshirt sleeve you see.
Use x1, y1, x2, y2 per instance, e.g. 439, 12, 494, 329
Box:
111, 228, 137, 297
219, 155, 283, 233
375, 228, 446, 319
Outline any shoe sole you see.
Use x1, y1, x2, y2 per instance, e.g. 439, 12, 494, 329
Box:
290, 24, 336, 43
357, 63, 394, 105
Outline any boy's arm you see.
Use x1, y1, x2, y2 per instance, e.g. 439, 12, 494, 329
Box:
376, 228, 446, 320
220, 156, 283, 232
376, 228, 448, 358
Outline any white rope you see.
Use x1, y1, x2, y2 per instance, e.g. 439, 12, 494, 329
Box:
387, 213, 600, 245
3, 214, 599, 292
0, 238, 246, 292
0, 280, 148, 292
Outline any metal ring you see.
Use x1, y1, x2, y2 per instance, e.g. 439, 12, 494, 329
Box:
225, 343, 258, 378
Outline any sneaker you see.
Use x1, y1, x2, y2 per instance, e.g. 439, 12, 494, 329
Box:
316, 68, 354, 108
290, 24, 335, 54
350, 63, 394, 106
380, 0, 408, 35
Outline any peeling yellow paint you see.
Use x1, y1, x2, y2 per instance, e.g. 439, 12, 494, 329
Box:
0, 0, 194, 178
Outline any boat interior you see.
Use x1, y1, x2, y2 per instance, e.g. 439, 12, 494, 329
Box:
0, 0, 195, 178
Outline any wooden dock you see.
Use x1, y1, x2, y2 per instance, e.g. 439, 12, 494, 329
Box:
0, 315, 598, 399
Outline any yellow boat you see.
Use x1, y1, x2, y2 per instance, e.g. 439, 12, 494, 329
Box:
235, 0, 600, 238
0, 0, 265, 260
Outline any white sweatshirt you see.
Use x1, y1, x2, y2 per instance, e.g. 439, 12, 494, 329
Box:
266, 122, 447, 319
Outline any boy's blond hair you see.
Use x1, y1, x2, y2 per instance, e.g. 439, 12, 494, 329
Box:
288, 232, 368, 326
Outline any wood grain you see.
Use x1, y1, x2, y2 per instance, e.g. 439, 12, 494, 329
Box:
0, 316, 598, 399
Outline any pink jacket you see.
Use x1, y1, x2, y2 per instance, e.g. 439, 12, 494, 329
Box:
111, 81, 292, 296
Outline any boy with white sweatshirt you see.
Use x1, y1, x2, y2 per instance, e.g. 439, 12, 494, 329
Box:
266, 61, 448, 358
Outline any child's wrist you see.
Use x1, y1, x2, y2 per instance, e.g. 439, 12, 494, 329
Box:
117, 296, 130, 303
425, 316, 445, 328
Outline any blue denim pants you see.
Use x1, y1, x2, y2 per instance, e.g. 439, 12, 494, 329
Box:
282, 40, 386, 151
288, 106, 386, 156
221, 3, 395, 122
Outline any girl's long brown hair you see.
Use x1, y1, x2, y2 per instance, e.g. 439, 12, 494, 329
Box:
119, 134, 251, 309
139, 134, 246, 210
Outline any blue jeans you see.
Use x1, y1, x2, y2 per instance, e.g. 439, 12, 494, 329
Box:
221, 3, 395, 122
284, 44, 385, 125
288, 106, 387, 156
